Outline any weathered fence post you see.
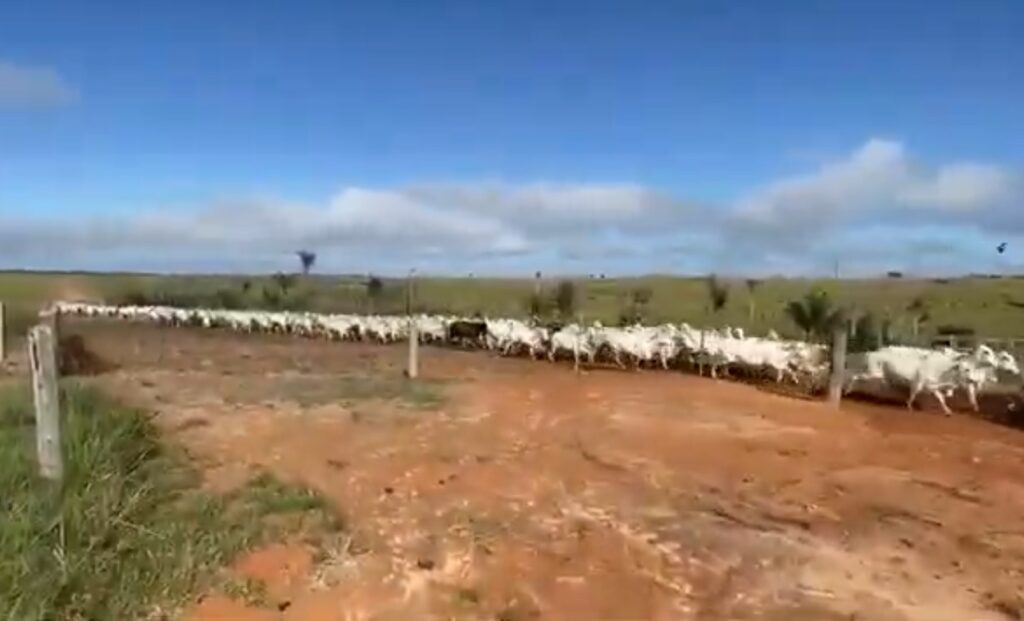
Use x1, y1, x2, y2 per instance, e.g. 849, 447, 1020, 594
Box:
698, 328, 706, 376
828, 322, 849, 408
28, 323, 63, 481
406, 270, 419, 379
0, 301, 6, 362
40, 304, 61, 342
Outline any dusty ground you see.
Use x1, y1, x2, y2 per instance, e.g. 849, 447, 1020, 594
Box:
53, 323, 1024, 619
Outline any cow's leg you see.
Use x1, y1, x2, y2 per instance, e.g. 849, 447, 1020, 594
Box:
966, 382, 980, 412
907, 380, 922, 410
843, 373, 864, 396
930, 387, 953, 416
547, 348, 557, 363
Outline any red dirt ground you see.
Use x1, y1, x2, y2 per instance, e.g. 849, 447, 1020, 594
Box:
69, 323, 1024, 620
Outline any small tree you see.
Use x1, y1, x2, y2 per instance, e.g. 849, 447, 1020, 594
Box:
745, 278, 762, 324
366, 276, 384, 312
906, 295, 930, 342
296, 250, 317, 275
272, 272, 296, 295
552, 280, 576, 319
261, 285, 283, 309
525, 292, 547, 318
631, 286, 653, 307
619, 286, 653, 326
849, 311, 881, 353
705, 275, 730, 322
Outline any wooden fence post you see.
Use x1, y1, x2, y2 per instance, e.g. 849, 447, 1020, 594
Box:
28, 324, 63, 482
698, 328, 706, 376
40, 304, 61, 342
0, 301, 6, 362
828, 322, 848, 408
406, 270, 419, 379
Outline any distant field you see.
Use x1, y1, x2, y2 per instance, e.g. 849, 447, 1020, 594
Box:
3, 270, 1024, 341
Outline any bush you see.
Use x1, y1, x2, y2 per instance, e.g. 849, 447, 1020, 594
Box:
849, 312, 882, 353
260, 285, 284, 310
706, 275, 729, 314
618, 307, 643, 327
366, 276, 384, 299
524, 291, 549, 318
213, 287, 244, 309
552, 280, 576, 319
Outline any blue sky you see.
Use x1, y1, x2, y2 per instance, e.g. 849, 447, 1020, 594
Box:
1, 0, 1022, 275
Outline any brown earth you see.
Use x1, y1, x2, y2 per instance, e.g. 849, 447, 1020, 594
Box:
63, 322, 1024, 620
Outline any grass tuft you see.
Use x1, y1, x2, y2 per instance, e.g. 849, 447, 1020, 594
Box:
0, 383, 340, 621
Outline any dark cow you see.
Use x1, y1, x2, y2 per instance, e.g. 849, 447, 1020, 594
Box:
447, 320, 487, 348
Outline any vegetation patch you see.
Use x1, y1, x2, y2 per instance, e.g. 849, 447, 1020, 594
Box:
0, 383, 340, 621
217, 371, 448, 410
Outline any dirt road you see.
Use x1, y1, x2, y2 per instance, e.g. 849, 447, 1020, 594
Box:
75, 323, 1024, 620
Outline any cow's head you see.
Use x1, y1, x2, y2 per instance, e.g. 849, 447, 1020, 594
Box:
996, 351, 1021, 377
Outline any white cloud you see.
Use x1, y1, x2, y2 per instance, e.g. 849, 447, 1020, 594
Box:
900, 162, 1014, 211
0, 184, 697, 272
728, 138, 1021, 241
0, 60, 77, 107
1, 139, 1020, 275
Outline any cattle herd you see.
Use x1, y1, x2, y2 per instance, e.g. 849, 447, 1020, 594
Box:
55, 302, 1022, 415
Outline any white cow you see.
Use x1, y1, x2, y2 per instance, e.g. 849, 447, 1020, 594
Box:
843, 345, 1014, 415
548, 324, 596, 371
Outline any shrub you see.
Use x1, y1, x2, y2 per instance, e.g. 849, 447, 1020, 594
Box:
552, 280, 576, 319
706, 275, 729, 315
849, 312, 881, 353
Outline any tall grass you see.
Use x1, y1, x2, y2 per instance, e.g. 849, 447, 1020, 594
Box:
0, 384, 339, 620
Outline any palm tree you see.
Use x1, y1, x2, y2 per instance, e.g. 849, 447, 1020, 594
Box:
296, 250, 316, 275
785, 289, 842, 342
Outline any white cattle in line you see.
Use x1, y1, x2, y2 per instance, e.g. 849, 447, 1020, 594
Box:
52, 302, 1019, 415
843, 345, 1017, 415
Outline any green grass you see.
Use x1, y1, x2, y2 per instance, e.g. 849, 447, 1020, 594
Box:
0, 383, 340, 621
217, 373, 447, 410
4, 270, 1024, 340
334, 375, 447, 410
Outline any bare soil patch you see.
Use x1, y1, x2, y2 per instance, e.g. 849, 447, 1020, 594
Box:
71, 321, 1024, 620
